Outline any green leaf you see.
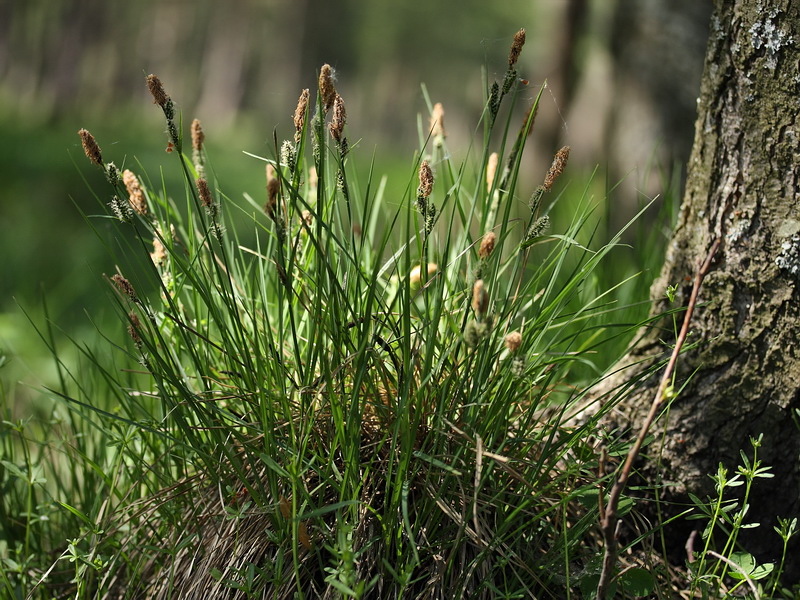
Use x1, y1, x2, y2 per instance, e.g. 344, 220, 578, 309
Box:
1, 460, 26, 480
259, 453, 290, 478
727, 551, 756, 577
56, 501, 95, 528
618, 567, 654, 596
413, 451, 462, 476
750, 562, 774, 580
578, 573, 616, 599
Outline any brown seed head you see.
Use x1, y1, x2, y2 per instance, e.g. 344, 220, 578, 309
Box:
294, 88, 310, 135
472, 279, 489, 317
409, 263, 438, 289
191, 118, 205, 152
544, 146, 570, 191
479, 231, 497, 259
122, 169, 147, 216
301, 210, 313, 227
508, 28, 526, 68
418, 160, 434, 198
430, 102, 446, 140
151, 235, 167, 266
112, 274, 137, 302
196, 178, 213, 209
127, 311, 143, 348
329, 94, 346, 142
486, 152, 499, 193
78, 129, 103, 167
146, 74, 169, 107
505, 331, 522, 353
318, 64, 336, 112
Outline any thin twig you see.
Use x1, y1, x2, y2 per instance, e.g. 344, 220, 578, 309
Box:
595, 238, 721, 599
705, 550, 760, 599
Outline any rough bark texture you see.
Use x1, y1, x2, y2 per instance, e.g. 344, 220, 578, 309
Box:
596, 0, 800, 576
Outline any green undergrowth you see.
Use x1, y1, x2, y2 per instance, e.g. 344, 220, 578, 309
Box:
6, 30, 792, 600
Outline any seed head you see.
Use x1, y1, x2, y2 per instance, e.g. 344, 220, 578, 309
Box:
418, 160, 434, 198
508, 28, 526, 68
464, 320, 489, 347
329, 94, 346, 143
479, 231, 497, 259
105, 162, 119, 186
489, 82, 501, 121
151, 235, 167, 266
486, 152, 499, 193
472, 279, 489, 317
78, 129, 103, 167
544, 146, 570, 191
280, 140, 296, 172
504, 331, 522, 353
429, 102, 446, 141
294, 88, 310, 140
511, 355, 526, 377
266, 164, 280, 220
528, 186, 545, 214
108, 195, 133, 223
112, 274, 138, 302
122, 169, 147, 216
196, 178, 213, 209
127, 311, 143, 348
526, 215, 551, 241
409, 263, 438, 290
146, 74, 169, 108
191, 118, 205, 152
318, 64, 336, 112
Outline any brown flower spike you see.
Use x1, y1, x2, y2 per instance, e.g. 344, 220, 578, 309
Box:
472, 279, 489, 317
78, 129, 103, 167
294, 88, 310, 137
430, 102, 446, 140
508, 28, 526, 68
196, 178, 213, 209
418, 161, 434, 198
319, 64, 336, 112
122, 169, 147, 216
505, 331, 522, 353
479, 231, 497, 259
329, 94, 346, 143
146, 74, 169, 107
191, 119, 205, 153
112, 274, 137, 302
265, 164, 280, 220
544, 146, 570, 191
127, 311, 143, 348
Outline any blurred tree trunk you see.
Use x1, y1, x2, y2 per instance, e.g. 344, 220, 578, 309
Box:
605, 0, 711, 195
595, 0, 800, 576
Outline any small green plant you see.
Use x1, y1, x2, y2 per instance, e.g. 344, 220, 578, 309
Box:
685, 434, 796, 599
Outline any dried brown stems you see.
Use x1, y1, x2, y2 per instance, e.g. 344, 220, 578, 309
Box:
595, 238, 721, 599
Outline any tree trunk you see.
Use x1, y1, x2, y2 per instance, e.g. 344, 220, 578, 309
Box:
594, 0, 800, 577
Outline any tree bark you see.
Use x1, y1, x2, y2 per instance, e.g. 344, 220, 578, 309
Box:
593, 0, 800, 577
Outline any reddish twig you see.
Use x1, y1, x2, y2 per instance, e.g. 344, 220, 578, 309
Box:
595, 238, 721, 599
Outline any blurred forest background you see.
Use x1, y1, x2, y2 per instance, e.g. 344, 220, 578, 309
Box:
0, 0, 710, 404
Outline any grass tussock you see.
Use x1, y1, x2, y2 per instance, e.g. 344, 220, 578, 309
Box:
4, 29, 795, 600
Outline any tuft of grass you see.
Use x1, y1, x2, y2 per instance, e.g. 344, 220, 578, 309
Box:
12, 30, 794, 600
